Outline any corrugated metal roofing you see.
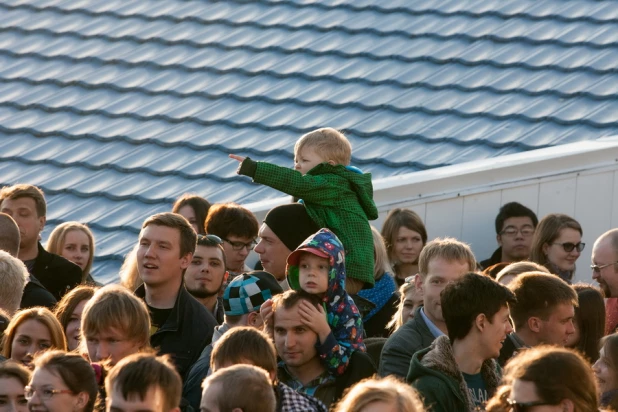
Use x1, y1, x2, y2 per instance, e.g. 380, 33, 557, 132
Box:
1, 0, 617, 283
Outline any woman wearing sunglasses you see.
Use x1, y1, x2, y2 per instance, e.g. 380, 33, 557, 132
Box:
486, 346, 598, 412
530, 213, 584, 283
26, 350, 98, 412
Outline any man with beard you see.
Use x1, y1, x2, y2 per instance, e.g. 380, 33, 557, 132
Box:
184, 234, 228, 324
592, 229, 618, 332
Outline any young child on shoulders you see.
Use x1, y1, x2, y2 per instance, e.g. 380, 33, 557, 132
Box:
286, 228, 365, 376
229, 127, 378, 290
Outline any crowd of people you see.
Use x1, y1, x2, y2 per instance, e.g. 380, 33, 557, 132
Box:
0, 127, 617, 411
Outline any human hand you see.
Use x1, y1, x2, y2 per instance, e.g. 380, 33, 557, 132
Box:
298, 300, 330, 343
229, 154, 246, 162
261, 299, 274, 337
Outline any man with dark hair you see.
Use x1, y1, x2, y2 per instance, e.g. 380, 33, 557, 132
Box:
204, 203, 259, 275
0, 184, 79, 307
0, 212, 20, 256
380, 237, 476, 378
105, 353, 182, 412
134, 212, 217, 380
480, 202, 538, 269
254, 203, 320, 289
271, 290, 375, 409
408, 273, 515, 412
209, 327, 327, 412
498, 271, 577, 366
183, 270, 284, 411
184, 234, 228, 323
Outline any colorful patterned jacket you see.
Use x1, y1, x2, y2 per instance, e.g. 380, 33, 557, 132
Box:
287, 228, 366, 376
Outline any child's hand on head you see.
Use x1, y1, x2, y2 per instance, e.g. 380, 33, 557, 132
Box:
260, 299, 274, 337
298, 300, 331, 343
229, 154, 246, 163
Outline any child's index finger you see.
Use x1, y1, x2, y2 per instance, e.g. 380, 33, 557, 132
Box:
229, 154, 245, 162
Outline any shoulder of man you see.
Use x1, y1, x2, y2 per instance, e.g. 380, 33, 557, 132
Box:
277, 382, 327, 412
20, 281, 57, 309
379, 312, 433, 376
34, 246, 82, 283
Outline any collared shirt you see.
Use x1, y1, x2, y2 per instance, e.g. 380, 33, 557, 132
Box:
420, 307, 445, 338
277, 362, 335, 399
276, 381, 327, 412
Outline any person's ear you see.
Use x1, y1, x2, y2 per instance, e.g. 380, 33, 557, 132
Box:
475, 313, 486, 332
38, 215, 46, 233
74, 392, 89, 410
560, 398, 574, 412
248, 311, 262, 328
180, 252, 192, 269
170, 407, 181, 412
528, 317, 541, 333
327, 160, 336, 166
542, 243, 549, 256
496, 233, 503, 247
415, 274, 424, 296
223, 271, 229, 283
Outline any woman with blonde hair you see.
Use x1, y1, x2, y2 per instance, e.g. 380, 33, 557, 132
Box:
529, 213, 584, 283
47, 222, 98, 284
119, 244, 142, 291
2, 307, 67, 368
334, 376, 425, 412
386, 280, 423, 333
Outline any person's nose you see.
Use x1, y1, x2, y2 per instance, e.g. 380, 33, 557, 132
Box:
144, 244, 156, 259
592, 358, 601, 373
96, 343, 109, 362
294, 162, 301, 171
285, 332, 295, 348
592, 269, 600, 280
566, 319, 575, 335
505, 321, 513, 335
254, 240, 265, 254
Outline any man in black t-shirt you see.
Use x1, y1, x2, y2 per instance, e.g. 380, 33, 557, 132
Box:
134, 212, 217, 381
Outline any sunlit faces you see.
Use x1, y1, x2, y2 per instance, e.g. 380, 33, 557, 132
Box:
298, 253, 329, 294
27, 367, 87, 412
221, 235, 254, 274
137, 225, 191, 288
542, 228, 582, 272
0, 197, 45, 251
108, 385, 173, 412
294, 146, 329, 175
592, 238, 618, 298
392, 227, 423, 265
401, 287, 423, 322
65, 300, 89, 352
254, 224, 291, 281
177, 205, 199, 234
593, 346, 618, 395
10, 320, 52, 369
185, 245, 228, 299
480, 306, 513, 359
60, 230, 90, 273
0, 376, 28, 412
536, 302, 575, 346
85, 328, 142, 366
497, 216, 535, 262
273, 304, 319, 369
415, 258, 471, 327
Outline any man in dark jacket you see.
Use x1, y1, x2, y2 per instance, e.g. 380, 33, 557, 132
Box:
408, 273, 515, 412
0, 184, 81, 304
379, 238, 476, 378
135, 212, 217, 381
480, 202, 538, 270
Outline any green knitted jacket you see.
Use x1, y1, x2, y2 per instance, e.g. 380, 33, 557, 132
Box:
239, 159, 378, 287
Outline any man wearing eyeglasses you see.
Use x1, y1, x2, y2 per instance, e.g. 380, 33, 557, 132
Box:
480, 202, 538, 270
204, 203, 259, 276
592, 229, 618, 333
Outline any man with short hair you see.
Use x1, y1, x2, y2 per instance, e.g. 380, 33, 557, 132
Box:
184, 234, 228, 323
0, 250, 28, 315
254, 203, 320, 289
498, 271, 578, 366
183, 270, 283, 411
205, 203, 259, 276
0, 184, 80, 306
380, 237, 477, 378
592, 229, 618, 333
201, 364, 276, 412
408, 273, 515, 412
272, 290, 375, 409
0, 212, 20, 256
480, 202, 538, 269
105, 353, 182, 412
134, 212, 217, 380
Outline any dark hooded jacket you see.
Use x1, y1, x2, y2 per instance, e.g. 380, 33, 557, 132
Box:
239, 158, 378, 287
31, 242, 82, 300
287, 228, 366, 376
407, 335, 501, 412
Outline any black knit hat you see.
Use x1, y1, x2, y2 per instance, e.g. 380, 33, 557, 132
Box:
263, 203, 320, 251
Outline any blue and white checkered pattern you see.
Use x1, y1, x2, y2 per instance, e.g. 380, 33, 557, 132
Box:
223, 273, 275, 316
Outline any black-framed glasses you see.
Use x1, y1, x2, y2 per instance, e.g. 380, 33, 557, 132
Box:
591, 260, 618, 273
551, 242, 585, 253
507, 399, 555, 412
500, 226, 535, 237
197, 234, 223, 246
24, 386, 73, 401
222, 237, 257, 251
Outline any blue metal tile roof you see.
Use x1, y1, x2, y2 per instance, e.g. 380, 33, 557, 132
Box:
1, 0, 617, 284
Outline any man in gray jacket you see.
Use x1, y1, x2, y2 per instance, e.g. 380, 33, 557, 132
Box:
379, 237, 476, 378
